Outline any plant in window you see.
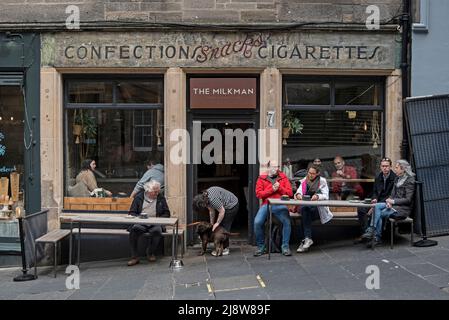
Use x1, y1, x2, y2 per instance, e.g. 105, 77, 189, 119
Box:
73, 110, 97, 161
282, 111, 303, 145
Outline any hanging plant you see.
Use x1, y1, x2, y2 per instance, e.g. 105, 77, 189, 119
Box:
282, 111, 303, 145
73, 109, 97, 162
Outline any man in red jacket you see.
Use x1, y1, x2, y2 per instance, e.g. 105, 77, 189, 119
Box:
253, 160, 293, 257
331, 156, 364, 200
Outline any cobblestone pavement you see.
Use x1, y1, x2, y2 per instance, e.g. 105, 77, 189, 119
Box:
1, 235, 449, 300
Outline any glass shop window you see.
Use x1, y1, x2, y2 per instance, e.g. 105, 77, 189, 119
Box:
282, 78, 384, 200
64, 77, 164, 209
0, 85, 25, 211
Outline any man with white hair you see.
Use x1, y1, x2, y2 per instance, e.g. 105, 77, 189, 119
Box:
362, 159, 416, 248
127, 180, 170, 266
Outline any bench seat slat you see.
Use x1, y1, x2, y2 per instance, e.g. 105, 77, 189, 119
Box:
36, 229, 71, 243
68, 228, 184, 236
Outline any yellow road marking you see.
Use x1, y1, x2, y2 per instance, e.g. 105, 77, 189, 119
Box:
256, 274, 266, 288
214, 286, 260, 293
207, 283, 213, 293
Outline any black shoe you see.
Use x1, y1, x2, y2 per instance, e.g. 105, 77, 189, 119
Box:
353, 236, 364, 244
366, 238, 382, 249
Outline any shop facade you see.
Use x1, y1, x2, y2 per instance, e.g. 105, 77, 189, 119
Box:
0, 33, 40, 259
40, 29, 403, 243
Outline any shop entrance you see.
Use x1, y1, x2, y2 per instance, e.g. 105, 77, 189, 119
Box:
187, 117, 259, 244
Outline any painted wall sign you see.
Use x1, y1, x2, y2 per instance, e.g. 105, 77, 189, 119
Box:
190, 78, 257, 109
42, 31, 398, 69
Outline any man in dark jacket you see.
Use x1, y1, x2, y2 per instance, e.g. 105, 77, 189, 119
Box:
362, 159, 416, 247
127, 180, 170, 266
355, 157, 397, 242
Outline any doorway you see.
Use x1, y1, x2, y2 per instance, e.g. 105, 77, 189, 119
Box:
187, 116, 259, 244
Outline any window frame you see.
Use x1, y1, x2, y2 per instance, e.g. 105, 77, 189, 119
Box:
283, 76, 385, 111
282, 75, 386, 158
413, 0, 429, 33
64, 75, 164, 110
63, 75, 164, 204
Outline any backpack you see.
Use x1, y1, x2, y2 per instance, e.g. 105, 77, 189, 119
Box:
264, 217, 283, 253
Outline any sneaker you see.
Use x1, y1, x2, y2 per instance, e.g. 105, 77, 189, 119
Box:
211, 248, 230, 256
253, 247, 266, 257
296, 240, 305, 253
366, 238, 382, 249
302, 238, 313, 250
147, 254, 156, 262
361, 228, 375, 240
127, 257, 140, 266
282, 247, 292, 256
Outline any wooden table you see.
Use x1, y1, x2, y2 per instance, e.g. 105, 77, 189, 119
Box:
267, 198, 375, 259
62, 215, 180, 267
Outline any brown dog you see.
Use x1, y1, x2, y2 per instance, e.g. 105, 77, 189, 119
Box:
196, 221, 230, 257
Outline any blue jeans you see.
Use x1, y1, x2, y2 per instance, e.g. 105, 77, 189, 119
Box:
299, 206, 320, 240
369, 202, 395, 240
254, 204, 291, 250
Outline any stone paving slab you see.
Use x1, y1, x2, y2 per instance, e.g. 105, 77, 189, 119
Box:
3, 237, 449, 300
211, 274, 260, 292
214, 287, 268, 300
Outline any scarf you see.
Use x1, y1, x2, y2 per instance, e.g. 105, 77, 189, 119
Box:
306, 177, 320, 195
396, 174, 408, 188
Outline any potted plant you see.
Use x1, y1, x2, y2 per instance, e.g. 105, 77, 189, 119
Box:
73, 110, 97, 161
282, 111, 303, 145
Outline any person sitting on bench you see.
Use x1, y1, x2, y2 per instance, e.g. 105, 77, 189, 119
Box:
127, 180, 170, 266
253, 159, 293, 257
361, 159, 415, 248
294, 164, 333, 253
355, 157, 396, 243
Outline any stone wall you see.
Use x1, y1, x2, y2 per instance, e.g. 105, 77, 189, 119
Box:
0, 0, 403, 26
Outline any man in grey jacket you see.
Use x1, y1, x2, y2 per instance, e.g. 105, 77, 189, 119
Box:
130, 157, 165, 198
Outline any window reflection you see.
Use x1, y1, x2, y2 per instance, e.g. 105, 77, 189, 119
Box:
68, 81, 113, 103
0, 86, 25, 204
66, 108, 163, 197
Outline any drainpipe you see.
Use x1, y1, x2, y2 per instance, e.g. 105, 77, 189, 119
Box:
400, 0, 412, 159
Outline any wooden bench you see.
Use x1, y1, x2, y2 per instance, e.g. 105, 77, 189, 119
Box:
63, 197, 133, 211
34, 229, 71, 278
289, 206, 359, 224
67, 227, 185, 258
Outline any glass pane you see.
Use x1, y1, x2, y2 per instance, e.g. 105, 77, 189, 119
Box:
285, 82, 330, 105
68, 81, 113, 103
335, 83, 381, 106
0, 86, 25, 204
116, 80, 163, 103
282, 110, 382, 200
65, 108, 163, 201
413, 0, 421, 23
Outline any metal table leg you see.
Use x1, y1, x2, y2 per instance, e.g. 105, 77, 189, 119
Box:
54, 242, 57, 278
172, 223, 176, 261
268, 203, 272, 260
69, 221, 73, 266
34, 242, 38, 278
77, 223, 81, 267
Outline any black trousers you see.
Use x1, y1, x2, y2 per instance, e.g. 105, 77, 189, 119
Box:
129, 224, 162, 257
357, 207, 371, 234
217, 204, 239, 249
